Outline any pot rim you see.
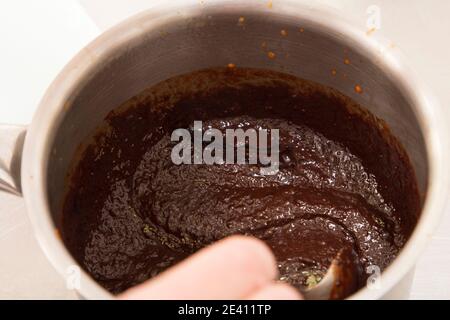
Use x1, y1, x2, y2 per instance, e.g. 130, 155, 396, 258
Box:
21, 0, 449, 300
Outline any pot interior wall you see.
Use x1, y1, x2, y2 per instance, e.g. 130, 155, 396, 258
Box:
47, 8, 428, 255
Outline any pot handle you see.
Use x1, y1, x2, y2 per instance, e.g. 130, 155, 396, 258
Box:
0, 124, 27, 196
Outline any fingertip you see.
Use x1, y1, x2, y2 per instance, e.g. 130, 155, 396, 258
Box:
217, 235, 278, 280
118, 235, 279, 300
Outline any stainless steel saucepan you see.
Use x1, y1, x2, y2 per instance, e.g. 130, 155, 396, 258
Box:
0, 0, 448, 299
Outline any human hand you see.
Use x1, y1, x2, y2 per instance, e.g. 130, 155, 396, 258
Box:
119, 235, 302, 300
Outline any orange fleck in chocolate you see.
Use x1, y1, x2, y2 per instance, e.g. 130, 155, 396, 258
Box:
366, 27, 376, 36
331, 69, 337, 76
299, 27, 304, 33
355, 84, 363, 94
227, 63, 236, 69
238, 16, 245, 26
267, 51, 276, 59
281, 29, 288, 36
344, 58, 350, 65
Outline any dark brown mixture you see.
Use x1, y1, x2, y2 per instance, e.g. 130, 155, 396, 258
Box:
61, 68, 420, 299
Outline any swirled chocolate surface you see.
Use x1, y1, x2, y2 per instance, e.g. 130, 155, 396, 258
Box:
61, 68, 420, 298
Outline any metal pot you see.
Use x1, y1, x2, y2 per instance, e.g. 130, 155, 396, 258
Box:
0, 0, 448, 299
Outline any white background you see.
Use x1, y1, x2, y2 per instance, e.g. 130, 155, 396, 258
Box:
0, 0, 449, 299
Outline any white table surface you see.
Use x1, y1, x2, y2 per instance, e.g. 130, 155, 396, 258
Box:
1, 0, 449, 299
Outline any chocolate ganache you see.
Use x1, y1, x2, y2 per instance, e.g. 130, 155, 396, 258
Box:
61, 68, 420, 299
